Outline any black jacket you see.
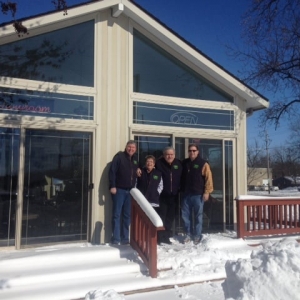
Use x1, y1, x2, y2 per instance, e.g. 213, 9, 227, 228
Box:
181, 155, 207, 195
136, 168, 162, 206
155, 157, 182, 196
109, 151, 138, 189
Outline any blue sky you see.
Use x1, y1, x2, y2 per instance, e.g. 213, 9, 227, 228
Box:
0, 0, 290, 149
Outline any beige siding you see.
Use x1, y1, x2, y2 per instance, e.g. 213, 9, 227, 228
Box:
92, 11, 130, 243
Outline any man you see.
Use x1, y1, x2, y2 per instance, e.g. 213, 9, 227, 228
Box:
181, 144, 213, 245
155, 147, 182, 244
136, 155, 163, 208
109, 140, 138, 245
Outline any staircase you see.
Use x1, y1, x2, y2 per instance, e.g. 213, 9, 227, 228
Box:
0, 244, 163, 300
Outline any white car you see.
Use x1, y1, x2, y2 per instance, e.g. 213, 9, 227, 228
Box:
260, 185, 269, 191
270, 186, 279, 191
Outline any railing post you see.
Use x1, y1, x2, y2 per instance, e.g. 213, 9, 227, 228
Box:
236, 199, 245, 239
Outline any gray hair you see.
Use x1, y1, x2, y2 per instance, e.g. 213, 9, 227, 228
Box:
126, 140, 137, 147
163, 146, 175, 155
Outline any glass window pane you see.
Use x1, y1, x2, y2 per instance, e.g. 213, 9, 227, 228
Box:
22, 130, 91, 246
0, 21, 94, 86
133, 29, 233, 102
0, 88, 94, 120
134, 136, 171, 164
133, 101, 234, 130
0, 128, 20, 247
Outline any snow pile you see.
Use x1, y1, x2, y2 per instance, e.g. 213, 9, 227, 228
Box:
225, 238, 300, 300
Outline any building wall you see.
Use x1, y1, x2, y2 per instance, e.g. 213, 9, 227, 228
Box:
0, 4, 253, 246
247, 167, 273, 187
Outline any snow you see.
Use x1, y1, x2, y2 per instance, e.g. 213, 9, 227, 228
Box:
130, 188, 163, 227
1, 187, 300, 300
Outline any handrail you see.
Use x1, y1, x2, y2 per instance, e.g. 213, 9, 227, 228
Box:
236, 195, 300, 239
130, 188, 164, 278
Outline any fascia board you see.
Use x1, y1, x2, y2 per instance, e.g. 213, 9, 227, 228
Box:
0, 0, 120, 38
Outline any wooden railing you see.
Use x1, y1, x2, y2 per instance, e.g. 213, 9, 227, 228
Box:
130, 188, 164, 278
236, 195, 300, 239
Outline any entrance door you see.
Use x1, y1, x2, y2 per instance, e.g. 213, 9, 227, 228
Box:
21, 129, 92, 247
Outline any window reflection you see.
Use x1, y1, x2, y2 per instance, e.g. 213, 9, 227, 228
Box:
133, 29, 233, 102
0, 21, 94, 86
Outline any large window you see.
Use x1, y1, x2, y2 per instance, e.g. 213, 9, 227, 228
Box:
133, 29, 233, 102
0, 20, 94, 86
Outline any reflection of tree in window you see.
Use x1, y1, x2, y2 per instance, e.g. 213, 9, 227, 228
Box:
0, 39, 72, 82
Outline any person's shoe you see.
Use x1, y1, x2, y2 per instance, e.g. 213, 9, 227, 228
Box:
111, 241, 120, 245
121, 241, 130, 245
183, 235, 191, 244
194, 236, 202, 245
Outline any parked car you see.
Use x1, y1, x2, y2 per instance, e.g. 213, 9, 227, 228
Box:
260, 185, 269, 191
270, 186, 279, 191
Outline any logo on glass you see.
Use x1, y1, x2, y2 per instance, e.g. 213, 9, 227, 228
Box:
170, 112, 198, 125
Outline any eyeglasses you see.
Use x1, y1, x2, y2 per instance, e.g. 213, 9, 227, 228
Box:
188, 150, 197, 152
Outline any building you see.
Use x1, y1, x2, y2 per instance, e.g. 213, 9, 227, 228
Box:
0, 0, 269, 249
247, 167, 273, 189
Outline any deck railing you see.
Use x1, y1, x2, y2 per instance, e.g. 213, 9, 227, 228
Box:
236, 195, 300, 239
130, 188, 164, 278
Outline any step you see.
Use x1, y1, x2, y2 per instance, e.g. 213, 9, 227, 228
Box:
0, 244, 137, 271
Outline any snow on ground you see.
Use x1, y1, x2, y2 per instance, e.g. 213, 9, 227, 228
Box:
84, 234, 300, 300
1, 187, 300, 300
87, 187, 300, 300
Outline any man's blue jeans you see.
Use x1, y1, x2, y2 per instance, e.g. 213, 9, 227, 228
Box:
181, 193, 204, 239
111, 188, 131, 244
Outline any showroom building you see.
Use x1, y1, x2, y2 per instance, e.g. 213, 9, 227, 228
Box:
0, 0, 268, 249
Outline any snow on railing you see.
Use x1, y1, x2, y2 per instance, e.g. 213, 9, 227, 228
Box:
130, 188, 164, 278
236, 195, 300, 239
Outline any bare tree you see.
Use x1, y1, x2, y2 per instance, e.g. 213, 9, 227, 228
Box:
234, 0, 300, 127
271, 145, 300, 180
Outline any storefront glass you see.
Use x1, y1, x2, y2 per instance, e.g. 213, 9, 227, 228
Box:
21, 129, 91, 246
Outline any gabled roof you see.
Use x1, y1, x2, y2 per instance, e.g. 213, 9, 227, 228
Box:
0, 0, 269, 111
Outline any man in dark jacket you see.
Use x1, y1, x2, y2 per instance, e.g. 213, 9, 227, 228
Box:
181, 144, 213, 245
109, 140, 138, 245
155, 146, 182, 244
136, 155, 163, 208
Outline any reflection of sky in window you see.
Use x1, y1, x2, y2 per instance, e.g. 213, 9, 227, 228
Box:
0, 88, 94, 120
133, 102, 234, 130
133, 29, 233, 102
0, 21, 94, 86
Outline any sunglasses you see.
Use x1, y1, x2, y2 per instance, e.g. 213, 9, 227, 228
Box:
188, 149, 198, 152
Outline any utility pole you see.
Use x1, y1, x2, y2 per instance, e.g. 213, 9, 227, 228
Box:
265, 131, 271, 194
